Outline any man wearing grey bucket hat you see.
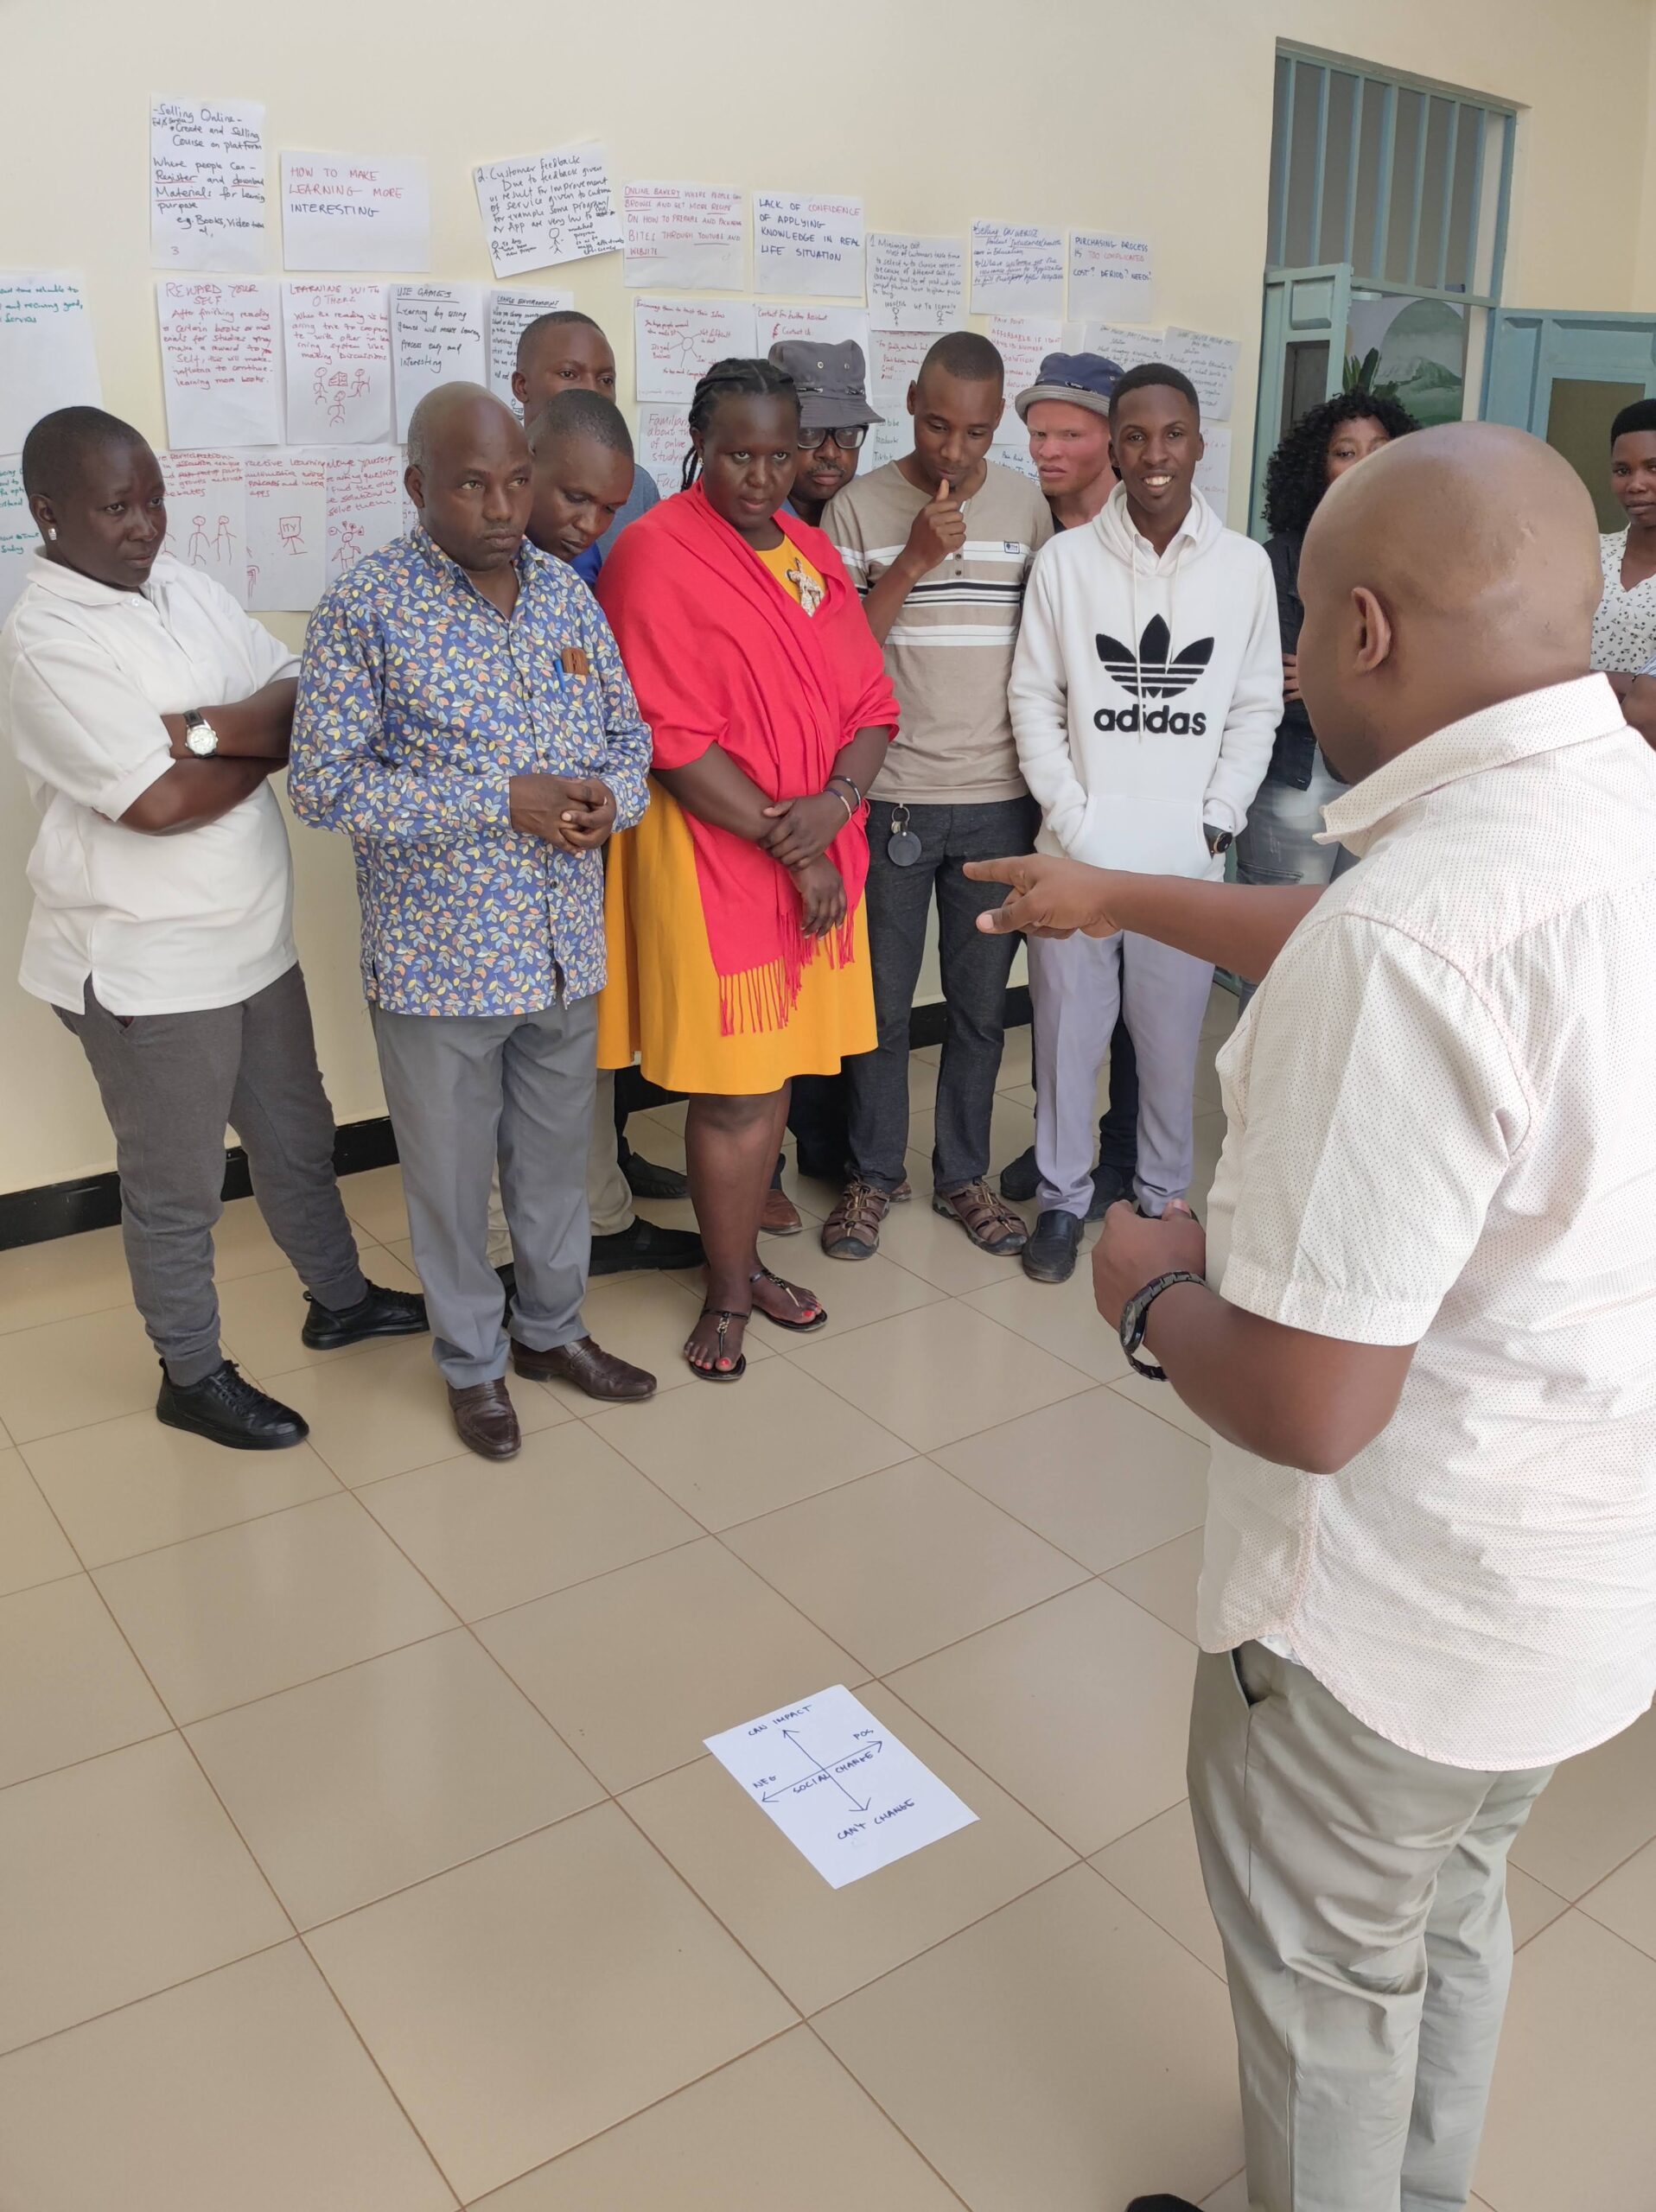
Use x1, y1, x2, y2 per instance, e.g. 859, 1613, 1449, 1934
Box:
769, 338, 883, 530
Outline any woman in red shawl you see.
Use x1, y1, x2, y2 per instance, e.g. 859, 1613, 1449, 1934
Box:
596, 359, 898, 1381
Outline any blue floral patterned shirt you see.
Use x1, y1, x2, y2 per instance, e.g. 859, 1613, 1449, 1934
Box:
290, 529, 650, 1016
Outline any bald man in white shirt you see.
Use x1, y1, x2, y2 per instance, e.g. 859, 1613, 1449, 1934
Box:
968, 423, 1656, 2212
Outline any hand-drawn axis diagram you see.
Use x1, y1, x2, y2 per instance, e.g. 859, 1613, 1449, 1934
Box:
750, 1718, 886, 1814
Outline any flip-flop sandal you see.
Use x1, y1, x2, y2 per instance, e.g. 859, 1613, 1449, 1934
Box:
686, 1307, 749, 1382
749, 1265, 829, 1333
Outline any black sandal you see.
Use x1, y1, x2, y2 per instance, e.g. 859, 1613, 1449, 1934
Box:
749, 1265, 829, 1333
686, 1306, 749, 1382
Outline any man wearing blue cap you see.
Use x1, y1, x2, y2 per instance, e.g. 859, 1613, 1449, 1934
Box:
1000, 351, 1142, 1223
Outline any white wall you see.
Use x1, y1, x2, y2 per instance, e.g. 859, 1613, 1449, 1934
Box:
2, 0, 1652, 1197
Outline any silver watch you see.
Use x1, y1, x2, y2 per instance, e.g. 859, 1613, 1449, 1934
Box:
183, 710, 219, 759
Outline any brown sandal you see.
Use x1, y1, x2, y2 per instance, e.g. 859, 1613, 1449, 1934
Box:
685, 1307, 749, 1382
821, 1177, 894, 1261
933, 1178, 1029, 1255
749, 1265, 828, 1332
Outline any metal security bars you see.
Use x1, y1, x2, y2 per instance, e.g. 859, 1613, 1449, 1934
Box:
1266, 50, 1516, 308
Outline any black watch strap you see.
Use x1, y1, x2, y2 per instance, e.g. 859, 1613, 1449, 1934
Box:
1118, 1268, 1207, 1381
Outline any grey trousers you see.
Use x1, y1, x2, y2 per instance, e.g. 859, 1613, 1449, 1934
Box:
1188, 1643, 1553, 2212
486, 1065, 633, 1264
1027, 928, 1213, 1217
373, 995, 596, 1388
56, 965, 366, 1386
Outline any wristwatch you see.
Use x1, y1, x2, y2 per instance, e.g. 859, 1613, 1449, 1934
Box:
1118, 1268, 1208, 1380
182, 710, 219, 759
1203, 823, 1234, 856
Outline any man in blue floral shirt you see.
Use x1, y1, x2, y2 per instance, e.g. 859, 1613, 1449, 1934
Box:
290, 383, 655, 1460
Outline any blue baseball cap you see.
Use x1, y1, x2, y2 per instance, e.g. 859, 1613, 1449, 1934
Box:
1015, 351, 1125, 423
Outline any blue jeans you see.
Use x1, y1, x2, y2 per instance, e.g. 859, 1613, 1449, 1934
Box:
1234, 755, 1356, 1006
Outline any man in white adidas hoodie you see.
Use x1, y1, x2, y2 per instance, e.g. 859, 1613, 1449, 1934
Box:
1010, 363, 1280, 1283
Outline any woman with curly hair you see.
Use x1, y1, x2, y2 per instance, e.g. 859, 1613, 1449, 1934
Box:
1235, 391, 1417, 926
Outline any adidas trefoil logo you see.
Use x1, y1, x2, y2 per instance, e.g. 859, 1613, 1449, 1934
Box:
1092, 615, 1213, 734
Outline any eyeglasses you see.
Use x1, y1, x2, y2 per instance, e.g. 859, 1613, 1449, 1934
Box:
797, 425, 868, 453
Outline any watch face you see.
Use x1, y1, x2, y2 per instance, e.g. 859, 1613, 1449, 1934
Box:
186, 723, 217, 758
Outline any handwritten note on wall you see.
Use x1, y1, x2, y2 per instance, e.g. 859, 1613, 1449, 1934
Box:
755, 302, 870, 358
0, 455, 35, 625
325, 448, 406, 585
157, 279, 282, 449
245, 449, 328, 612
869, 327, 932, 402
1166, 327, 1239, 420
1194, 422, 1233, 507
971, 222, 1065, 318
1068, 232, 1155, 324
474, 144, 623, 278
281, 153, 430, 274
867, 233, 965, 332
636, 405, 692, 493
161, 449, 249, 606
391, 284, 485, 440
150, 98, 266, 272
283, 283, 392, 444
1084, 322, 1170, 373
986, 315, 1082, 404
634, 296, 757, 404
0, 274, 102, 454
623, 182, 745, 291
487, 287, 576, 406
754, 193, 864, 297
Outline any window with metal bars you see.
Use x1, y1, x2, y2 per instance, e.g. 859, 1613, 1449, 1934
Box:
1267, 48, 1516, 308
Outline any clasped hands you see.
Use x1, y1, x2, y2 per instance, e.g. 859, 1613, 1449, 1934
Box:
761, 788, 853, 939
508, 773, 617, 852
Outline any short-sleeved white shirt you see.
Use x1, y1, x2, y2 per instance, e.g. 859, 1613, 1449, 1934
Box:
1, 552, 300, 1015
1201, 675, 1656, 1770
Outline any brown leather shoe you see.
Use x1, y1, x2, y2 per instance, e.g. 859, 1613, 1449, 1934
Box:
761, 1184, 804, 1235
821, 1176, 893, 1259
513, 1334, 657, 1402
448, 1377, 521, 1459
933, 1177, 1029, 1255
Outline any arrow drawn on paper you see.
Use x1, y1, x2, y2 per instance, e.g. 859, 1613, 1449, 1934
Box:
759, 1729, 884, 1813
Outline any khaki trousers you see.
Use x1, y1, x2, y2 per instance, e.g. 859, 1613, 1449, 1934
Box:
1188, 1643, 1552, 2212
487, 1066, 633, 1264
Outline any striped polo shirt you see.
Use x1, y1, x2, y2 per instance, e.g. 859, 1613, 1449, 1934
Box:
825, 458, 1052, 805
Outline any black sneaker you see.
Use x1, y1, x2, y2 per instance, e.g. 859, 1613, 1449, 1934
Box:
156, 1360, 309, 1451
301, 1280, 428, 1351
1124, 2198, 1203, 2210
497, 1262, 517, 1316
590, 1218, 706, 1276
1089, 1161, 1135, 1221
999, 1144, 1040, 1203
623, 1151, 690, 1201
1022, 1207, 1085, 1283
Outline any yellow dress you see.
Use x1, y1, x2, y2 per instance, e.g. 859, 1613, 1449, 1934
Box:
596, 536, 876, 1094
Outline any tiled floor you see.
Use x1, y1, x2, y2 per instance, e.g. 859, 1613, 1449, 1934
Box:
0, 991, 1652, 2209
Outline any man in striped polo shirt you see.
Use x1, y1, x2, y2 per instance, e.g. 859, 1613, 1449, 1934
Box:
822, 331, 1051, 1261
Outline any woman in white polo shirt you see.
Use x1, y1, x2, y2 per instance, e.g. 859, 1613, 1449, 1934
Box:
1, 407, 424, 1450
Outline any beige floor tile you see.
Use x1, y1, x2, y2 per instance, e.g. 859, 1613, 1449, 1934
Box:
0, 1446, 79, 1594
1110, 1369, 1214, 1446
866, 1161, 1031, 1292
1093, 1801, 1223, 1978
0, 1222, 140, 1335
1578, 1835, 1656, 1960
723, 1459, 1087, 1675
23, 1408, 339, 1568
188, 1630, 601, 1929
1508, 1864, 1570, 1949
584, 1356, 908, 1531
889, 1581, 1195, 1854
936, 1385, 1210, 1573
94, 1491, 456, 1726
623, 1682, 1074, 2015
0, 1303, 169, 1443
473, 2026, 962, 2210
305, 1805, 794, 2203
261, 1334, 568, 1488
358, 1424, 699, 1623
0, 1942, 456, 2212
959, 1263, 1133, 1386
0, 1573, 170, 1788
776, 1248, 947, 1342
1202, 2172, 1250, 2211
476, 1537, 863, 1792
786, 1300, 1092, 1455
815, 1865, 1242, 2211
339, 1161, 411, 1244
0, 1733, 290, 2052
213, 1242, 423, 1375
1105, 1528, 1205, 1643
1509, 1703, 1656, 1898
211, 1192, 305, 1281
1477, 1912, 1656, 2209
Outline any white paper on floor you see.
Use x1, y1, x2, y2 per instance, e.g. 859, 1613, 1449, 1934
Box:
705, 1684, 977, 1889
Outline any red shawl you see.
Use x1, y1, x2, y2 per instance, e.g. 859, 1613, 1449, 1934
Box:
597, 483, 899, 1034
